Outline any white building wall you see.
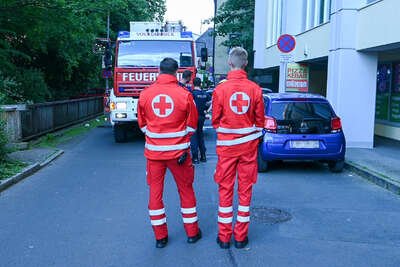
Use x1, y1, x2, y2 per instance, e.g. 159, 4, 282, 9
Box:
357, 0, 400, 50
253, 0, 400, 147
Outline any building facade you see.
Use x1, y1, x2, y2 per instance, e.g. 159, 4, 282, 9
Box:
214, 0, 230, 82
254, 0, 400, 147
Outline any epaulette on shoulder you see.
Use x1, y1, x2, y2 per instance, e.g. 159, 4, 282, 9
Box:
218, 79, 227, 85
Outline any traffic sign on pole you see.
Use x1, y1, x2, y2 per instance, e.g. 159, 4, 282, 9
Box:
277, 34, 296, 93
277, 34, 296, 53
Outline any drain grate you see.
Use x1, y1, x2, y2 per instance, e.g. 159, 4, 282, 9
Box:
251, 206, 292, 224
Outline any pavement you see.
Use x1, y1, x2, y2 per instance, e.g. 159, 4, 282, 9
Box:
0, 127, 400, 266
345, 136, 400, 194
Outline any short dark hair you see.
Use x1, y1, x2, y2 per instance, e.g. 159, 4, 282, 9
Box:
182, 70, 192, 79
160, 58, 178, 75
193, 77, 202, 87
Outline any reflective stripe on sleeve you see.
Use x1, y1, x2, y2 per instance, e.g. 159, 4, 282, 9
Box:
151, 218, 167, 226
218, 206, 233, 213
182, 216, 198, 223
187, 126, 196, 133
216, 132, 262, 146
216, 126, 259, 134
144, 126, 196, 139
181, 207, 196, 214
218, 216, 233, 224
238, 205, 250, 212
237, 215, 250, 223
141, 126, 147, 133
145, 142, 190, 151
149, 208, 165, 216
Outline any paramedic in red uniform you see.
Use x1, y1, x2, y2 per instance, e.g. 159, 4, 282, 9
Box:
138, 57, 202, 248
212, 47, 265, 249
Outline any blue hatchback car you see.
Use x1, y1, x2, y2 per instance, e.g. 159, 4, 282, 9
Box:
258, 93, 346, 172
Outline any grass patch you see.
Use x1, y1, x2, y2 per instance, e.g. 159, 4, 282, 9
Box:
33, 116, 105, 148
0, 160, 28, 180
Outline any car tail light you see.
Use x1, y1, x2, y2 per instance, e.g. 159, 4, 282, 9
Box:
264, 116, 277, 133
110, 102, 116, 111
331, 117, 342, 133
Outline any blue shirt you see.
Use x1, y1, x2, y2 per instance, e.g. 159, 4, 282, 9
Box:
192, 88, 211, 118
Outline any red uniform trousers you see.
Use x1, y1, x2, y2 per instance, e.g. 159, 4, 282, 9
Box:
214, 150, 258, 243
146, 155, 199, 240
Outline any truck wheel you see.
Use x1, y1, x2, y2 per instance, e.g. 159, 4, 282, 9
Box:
328, 160, 344, 173
114, 125, 127, 143
257, 146, 268, 172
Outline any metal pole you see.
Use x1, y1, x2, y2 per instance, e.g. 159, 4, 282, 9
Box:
279, 61, 287, 93
106, 11, 110, 91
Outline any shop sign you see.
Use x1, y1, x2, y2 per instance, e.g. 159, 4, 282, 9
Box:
285, 63, 309, 92
390, 94, 400, 122
375, 94, 389, 120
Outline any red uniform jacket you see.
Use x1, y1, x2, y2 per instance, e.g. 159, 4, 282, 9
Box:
138, 74, 198, 160
212, 69, 265, 157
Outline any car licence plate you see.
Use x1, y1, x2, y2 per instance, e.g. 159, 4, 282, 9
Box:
290, 140, 320, 149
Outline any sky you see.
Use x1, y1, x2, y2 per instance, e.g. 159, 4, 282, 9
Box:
165, 0, 215, 35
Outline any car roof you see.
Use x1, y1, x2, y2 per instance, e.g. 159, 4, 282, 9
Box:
265, 93, 328, 102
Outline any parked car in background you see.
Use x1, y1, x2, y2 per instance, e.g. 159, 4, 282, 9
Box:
258, 93, 346, 172
261, 87, 273, 94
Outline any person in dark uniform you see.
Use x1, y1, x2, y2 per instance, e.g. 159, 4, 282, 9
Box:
191, 77, 211, 164
179, 70, 193, 92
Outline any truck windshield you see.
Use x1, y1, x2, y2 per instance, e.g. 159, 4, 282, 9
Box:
117, 40, 193, 67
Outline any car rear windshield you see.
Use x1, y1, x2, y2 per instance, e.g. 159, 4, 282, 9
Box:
270, 101, 334, 134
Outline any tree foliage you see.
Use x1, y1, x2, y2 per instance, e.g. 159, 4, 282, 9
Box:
0, 0, 166, 104
214, 0, 255, 71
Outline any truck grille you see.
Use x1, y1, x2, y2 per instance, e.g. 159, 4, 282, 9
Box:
119, 85, 148, 97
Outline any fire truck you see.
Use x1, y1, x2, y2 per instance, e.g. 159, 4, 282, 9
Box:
109, 21, 202, 142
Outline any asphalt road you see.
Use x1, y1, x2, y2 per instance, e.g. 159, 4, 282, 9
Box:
1, 126, 400, 267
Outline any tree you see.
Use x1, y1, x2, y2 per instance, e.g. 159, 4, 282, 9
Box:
0, 0, 166, 103
214, 0, 255, 73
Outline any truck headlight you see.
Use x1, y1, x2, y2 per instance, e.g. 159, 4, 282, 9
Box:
116, 102, 127, 110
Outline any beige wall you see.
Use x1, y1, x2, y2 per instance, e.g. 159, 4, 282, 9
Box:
214, 0, 230, 79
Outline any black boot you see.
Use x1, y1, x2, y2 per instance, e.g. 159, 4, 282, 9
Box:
187, 229, 202, 243
216, 236, 230, 249
192, 154, 199, 164
155, 236, 168, 248
200, 152, 207, 162
234, 237, 248, 249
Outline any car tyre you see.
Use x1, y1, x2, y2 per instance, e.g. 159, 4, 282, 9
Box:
328, 160, 344, 173
114, 125, 127, 143
257, 147, 268, 172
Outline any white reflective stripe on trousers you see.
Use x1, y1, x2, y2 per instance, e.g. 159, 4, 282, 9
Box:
181, 207, 196, 214
149, 208, 165, 216
216, 126, 258, 134
151, 218, 167, 226
218, 206, 233, 213
216, 132, 263, 146
218, 216, 233, 224
182, 216, 198, 223
238, 205, 250, 212
144, 126, 195, 139
145, 142, 190, 151
237, 215, 250, 223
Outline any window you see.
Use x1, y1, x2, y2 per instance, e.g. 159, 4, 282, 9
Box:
270, 101, 334, 134
117, 40, 193, 67
375, 62, 400, 124
304, 0, 331, 31
266, 0, 283, 46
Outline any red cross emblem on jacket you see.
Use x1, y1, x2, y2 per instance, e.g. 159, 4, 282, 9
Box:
230, 92, 250, 114
152, 94, 174, 117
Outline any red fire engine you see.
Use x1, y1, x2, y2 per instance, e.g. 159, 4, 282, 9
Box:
109, 21, 198, 142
